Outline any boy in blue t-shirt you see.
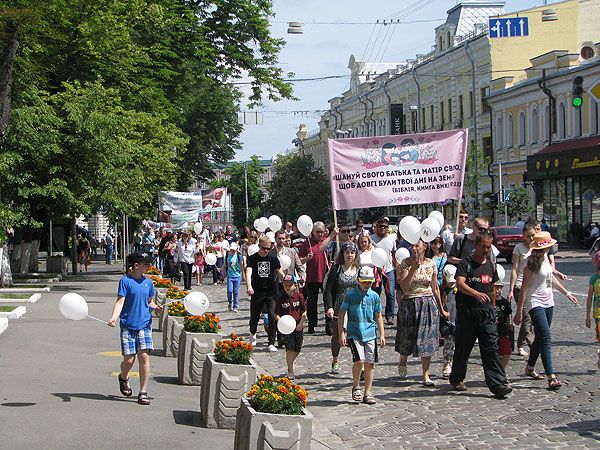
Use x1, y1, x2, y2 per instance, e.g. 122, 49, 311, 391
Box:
338, 266, 385, 405
108, 251, 162, 405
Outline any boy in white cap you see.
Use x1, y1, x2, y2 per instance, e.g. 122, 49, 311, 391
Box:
338, 266, 385, 405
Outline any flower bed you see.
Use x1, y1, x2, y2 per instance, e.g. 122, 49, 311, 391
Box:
214, 333, 253, 365
146, 265, 161, 275
183, 313, 220, 333
246, 375, 307, 416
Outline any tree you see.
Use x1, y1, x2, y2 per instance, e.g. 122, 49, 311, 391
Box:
358, 207, 387, 225
463, 143, 490, 214
505, 186, 531, 221
266, 154, 331, 223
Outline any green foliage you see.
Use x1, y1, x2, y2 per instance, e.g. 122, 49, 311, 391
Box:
358, 207, 387, 225
463, 143, 490, 212
505, 186, 531, 220
266, 154, 331, 223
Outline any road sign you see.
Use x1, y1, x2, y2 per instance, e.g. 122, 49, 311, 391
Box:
502, 190, 511, 203
589, 78, 600, 103
489, 17, 529, 38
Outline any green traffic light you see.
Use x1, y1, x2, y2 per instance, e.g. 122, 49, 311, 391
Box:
573, 97, 583, 107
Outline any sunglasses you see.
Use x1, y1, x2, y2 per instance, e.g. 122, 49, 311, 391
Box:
378, 224, 389, 228
459, 215, 469, 220
259, 246, 271, 251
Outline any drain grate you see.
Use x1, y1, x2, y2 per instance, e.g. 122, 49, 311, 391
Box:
502, 411, 571, 424
363, 423, 433, 437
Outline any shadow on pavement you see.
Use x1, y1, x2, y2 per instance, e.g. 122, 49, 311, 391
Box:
51, 392, 130, 403
153, 376, 180, 385
552, 419, 600, 441
173, 409, 201, 427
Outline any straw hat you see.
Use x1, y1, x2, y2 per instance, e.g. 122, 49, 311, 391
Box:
529, 231, 556, 250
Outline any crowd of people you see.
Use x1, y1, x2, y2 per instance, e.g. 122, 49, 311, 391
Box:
123, 212, 599, 404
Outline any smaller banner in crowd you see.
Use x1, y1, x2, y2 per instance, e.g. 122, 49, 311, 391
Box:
327, 129, 468, 210
159, 191, 203, 212
201, 188, 227, 212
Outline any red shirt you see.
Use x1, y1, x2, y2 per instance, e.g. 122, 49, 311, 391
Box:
298, 237, 328, 283
276, 290, 306, 324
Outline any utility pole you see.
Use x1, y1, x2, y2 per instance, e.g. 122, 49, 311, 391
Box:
244, 161, 249, 224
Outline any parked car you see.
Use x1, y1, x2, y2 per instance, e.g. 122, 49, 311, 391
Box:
491, 226, 523, 263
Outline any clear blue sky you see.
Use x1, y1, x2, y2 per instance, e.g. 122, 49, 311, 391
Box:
236, 0, 557, 161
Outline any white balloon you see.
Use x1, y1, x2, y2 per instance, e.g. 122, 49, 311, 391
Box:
420, 217, 442, 243
184, 291, 209, 316
256, 217, 269, 232
193, 222, 203, 234
496, 264, 506, 283
395, 247, 410, 263
247, 244, 259, 256
266, 231, 275, 243
297, 215, 313, 237
399, 216, 421, 245
279, 254, 292, 271
277, 315, 297, 335
268, 215, 283, 232
371, 248, 388, 268
428, 211, 445, 229
377, 236, 395, 252
205, 253, 217, 265
59, 293, 88, 321
253, 218, 260, 230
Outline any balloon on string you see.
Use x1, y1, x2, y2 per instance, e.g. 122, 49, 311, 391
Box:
279, 254, 291, 271
377, 235, 395, 252
420, 218, 442, 243
205, 253, 217, 266
496, 264, 506, 282
297, 215, 313, 237
59, 293, 88, 320
395, 247, 410, 264
268, 215, 283, 232
253, 218, 260, 230
184, 291, 209, 316
399, 216, 421, 244
193, 222, 203, 234
428, 211, 445, 229
247, 244, 259, 256
371, 248, 388, 267
266, 231, 275, 243
277, 315, 297, 335
255, 217, 268, 232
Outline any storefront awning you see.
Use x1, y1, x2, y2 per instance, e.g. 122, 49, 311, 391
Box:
526, 135, 600, 180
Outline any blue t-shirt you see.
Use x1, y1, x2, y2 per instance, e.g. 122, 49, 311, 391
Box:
340, 287, 381, 342
117, 274, 155, 330
226, 253, 243, 278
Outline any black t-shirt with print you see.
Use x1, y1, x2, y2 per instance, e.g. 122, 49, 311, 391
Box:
455, 255, 498, 307
247, 252, 281, 295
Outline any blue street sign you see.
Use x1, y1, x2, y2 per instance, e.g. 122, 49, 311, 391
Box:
489, 17, 529, 38
502, 190, 511, 203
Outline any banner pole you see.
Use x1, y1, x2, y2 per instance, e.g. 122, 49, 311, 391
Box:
455, 197, 463, 232
333, 210, 340, 252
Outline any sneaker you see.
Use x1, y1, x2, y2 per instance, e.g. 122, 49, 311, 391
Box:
452, 382, 468, 391
228, 304, 232, 312
331, 362, 340, 374
493, 384, 513, 398
517, 347, 529, 358
251, 334, 257, 347
398, 365, 407, 378
232, 308, 238, 313
422, 378, 436, 387
267, 344, 278, 352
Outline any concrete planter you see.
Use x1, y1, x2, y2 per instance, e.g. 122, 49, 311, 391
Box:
200, 354, 258, 429
162, 315, 185, 357
177, 330, 220, 385
154, 288, 168, 325
233, 397, 313, 450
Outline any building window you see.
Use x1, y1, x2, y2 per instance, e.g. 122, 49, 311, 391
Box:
591, 102, 599, 135
448, 98, 453, 124
447, 31, 452, 48
459, 95, 464, 119
440, 101, 445, 126
544, 105, 550, 141
574, 105, 582, 137
559, 102, 566, 139
507, 114, 514, 148
531, 108, 539, 144
411, 111, 418, 132
469, 91, 474, 117
518, 111, 526, 146
421, 107, 426, 130
438, 35, 443, 52
496, 116, 504, 150
481, 87, 490, 113
430, 105, 434, 128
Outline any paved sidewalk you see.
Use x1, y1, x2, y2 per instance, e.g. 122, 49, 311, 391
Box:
1, 267, 598, 449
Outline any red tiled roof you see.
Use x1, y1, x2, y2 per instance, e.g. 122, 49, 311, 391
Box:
537, 135, 600, 155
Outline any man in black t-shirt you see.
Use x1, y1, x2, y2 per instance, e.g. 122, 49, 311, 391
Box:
449, 231, 512, 399
246, 235, 283, 352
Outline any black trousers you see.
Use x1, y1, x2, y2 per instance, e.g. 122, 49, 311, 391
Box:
303, 282, 322, 328
449, 304, 508, 394
180, 262, 193, 290
249, 292, 276, 345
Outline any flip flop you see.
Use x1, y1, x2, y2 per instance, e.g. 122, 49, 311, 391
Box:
118, 375, 132, 397
137, 392, 151, 405
352, 387, 362, 402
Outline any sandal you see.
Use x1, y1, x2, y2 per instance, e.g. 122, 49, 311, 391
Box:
362, 393, 376, 405
351, 387, 362, 402
547, 377, 562, 390
118, 375, 132, 397
525, 365, 544, 380
137, 392, 151, 405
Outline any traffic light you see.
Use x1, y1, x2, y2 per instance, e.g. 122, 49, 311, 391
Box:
490, 192, 499, 209
572, 75, 584, 107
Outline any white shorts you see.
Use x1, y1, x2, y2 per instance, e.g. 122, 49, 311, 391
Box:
348, 338, 378, 363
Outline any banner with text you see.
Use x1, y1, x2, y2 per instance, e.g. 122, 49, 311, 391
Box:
327, 129, 468, 210
201, 188, 227, 212
159, 191, 203, 212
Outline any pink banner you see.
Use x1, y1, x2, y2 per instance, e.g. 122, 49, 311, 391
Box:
327, 130, 468, 210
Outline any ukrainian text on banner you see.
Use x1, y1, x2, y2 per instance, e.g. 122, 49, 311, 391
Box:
159, 191, 203, 211
327, 129, 468, 210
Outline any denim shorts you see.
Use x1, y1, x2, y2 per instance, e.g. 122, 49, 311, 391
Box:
120, 327, 154, 356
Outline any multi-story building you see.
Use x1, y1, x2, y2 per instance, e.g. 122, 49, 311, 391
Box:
297, 0, 600, 224
486, 49, 600, 245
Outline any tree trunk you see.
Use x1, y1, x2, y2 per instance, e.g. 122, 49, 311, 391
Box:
0, 28, 19, 138
19, 225, 33, 274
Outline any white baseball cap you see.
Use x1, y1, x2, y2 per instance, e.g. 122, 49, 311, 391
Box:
358, 266, 375, 282
229, 242, 238, 251
443, 264, 457, 283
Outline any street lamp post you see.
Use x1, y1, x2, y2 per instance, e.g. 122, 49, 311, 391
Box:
244, 161, 249, 224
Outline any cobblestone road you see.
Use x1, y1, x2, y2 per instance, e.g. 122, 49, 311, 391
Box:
193, 259, 599, 449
